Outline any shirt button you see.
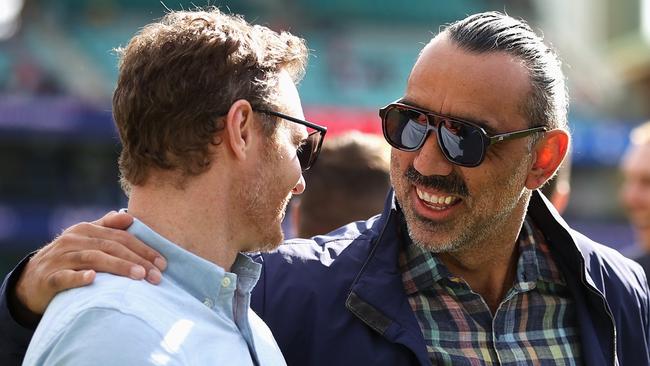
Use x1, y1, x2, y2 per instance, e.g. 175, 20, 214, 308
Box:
221, 277, 231, 287
203, 298, 214, 308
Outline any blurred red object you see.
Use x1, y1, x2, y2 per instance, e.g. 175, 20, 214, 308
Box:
305, 107, 382, 137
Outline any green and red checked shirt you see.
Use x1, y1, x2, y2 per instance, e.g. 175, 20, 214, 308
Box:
399, 218, 582, 365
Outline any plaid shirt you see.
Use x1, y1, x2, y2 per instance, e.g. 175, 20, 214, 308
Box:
400, 218, 582, 365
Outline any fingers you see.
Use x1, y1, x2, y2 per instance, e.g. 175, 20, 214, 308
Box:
15, 263, 97, 315
89, 225, 167, 272
62, 220, 167, 273
94, 211, 134, 230
60, 245, 162, 284
13, 211, 168, 315
46, 269, 96, 294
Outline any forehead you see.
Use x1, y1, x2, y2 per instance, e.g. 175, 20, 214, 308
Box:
405, 35, 531, 131
274, 70, 307, 138
276, 70, 304, 119
622, 144, 650, 175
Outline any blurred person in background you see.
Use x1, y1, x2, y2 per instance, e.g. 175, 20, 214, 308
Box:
2, 11, 650, 366
292, 131, 390, 238
540, 157, 572, 213
11, 8, 327, 365
620, 121, 650, 279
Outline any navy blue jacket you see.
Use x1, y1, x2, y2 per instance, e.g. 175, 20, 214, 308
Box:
1, 190, 649, 365
251, 190, 650, 366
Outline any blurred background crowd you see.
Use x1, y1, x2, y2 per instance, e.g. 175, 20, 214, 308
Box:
1, 0, 650, 277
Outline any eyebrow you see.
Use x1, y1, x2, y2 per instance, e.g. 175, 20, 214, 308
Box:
291, 125, 308, 146
397, 97, 500, 135
293, 131, 306, 146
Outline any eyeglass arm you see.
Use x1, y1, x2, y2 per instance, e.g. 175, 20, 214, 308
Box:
488, 126, 547, 145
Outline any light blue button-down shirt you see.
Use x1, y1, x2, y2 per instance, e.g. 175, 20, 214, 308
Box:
23, 218, 286, 365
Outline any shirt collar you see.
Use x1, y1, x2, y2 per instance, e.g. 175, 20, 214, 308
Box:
517, 218, 566, 288
126, 217, 262, 303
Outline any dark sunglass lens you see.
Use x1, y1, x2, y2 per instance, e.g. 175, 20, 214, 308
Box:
438, 119, 485, 166
385, 106, 428, 150
298, 131, 321, 171
297, 140, 312, 170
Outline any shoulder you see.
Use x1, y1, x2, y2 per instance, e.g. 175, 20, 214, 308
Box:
264, 215, 384, 267
251, 215, 380, 301
262, 191, 398, 271
26, 273, 189, 361
24, 304, 186, 365
47, 272, 170, 318
633, 253, 650, 276
572, 229, 648, 292
529, 192, 648, 295
251, 214, 392, 317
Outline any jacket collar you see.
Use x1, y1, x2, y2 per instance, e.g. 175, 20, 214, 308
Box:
345, 190, 429, 366
527, 191, 616, 366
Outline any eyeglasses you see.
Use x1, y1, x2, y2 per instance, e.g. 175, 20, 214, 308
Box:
379, 102, 546, 167
257, 109, 327, 171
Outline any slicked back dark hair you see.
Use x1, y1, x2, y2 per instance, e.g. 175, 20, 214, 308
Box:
443, 11, 568, 131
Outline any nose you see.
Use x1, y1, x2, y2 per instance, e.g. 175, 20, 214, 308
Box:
292, 174, 306, 195
412, 132, 454, 176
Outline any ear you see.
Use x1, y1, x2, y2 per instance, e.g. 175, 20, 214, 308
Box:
525, 129, 570, 190
223, 99, 256, 162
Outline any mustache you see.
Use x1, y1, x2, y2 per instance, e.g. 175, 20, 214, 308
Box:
404, 166, 469, 197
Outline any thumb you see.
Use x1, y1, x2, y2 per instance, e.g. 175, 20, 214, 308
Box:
93, 211, 134, 230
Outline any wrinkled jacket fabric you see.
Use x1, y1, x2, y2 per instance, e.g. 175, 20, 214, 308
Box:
251, 190, 650, 366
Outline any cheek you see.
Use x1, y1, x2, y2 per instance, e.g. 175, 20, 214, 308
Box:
458, 165, 496, 194
621, 187, 636, 205
466, 156, 529, 198
640, 185, 650, 206
621, 181, 648, 206
281, 145, 303, 190
390, 150, 414, 172
389, 152, 408, 185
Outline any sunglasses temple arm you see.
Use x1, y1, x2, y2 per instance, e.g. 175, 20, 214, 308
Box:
487, 127, 547, 145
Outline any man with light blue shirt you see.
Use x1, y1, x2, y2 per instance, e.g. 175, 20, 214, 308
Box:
21, 8, 327, 365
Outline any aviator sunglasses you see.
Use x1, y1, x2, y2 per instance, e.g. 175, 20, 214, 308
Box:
257, 109, 327, 171
380, 102, 547, 167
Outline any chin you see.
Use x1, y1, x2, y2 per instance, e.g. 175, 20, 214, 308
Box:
249, 227, 284, 253
408, 228, 463, 253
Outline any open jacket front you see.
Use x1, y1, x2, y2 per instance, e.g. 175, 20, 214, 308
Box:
252, 190, 650, 366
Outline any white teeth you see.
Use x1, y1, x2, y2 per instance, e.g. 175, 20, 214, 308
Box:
423, 191, 432, 202
416, 188, 457, 206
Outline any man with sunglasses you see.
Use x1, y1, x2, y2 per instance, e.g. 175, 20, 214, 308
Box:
4, 8, 329, 365
254, 13, 649, 364
2, 11, 649, 366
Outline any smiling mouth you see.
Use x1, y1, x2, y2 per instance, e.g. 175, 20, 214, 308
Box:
415, 187, 461, 210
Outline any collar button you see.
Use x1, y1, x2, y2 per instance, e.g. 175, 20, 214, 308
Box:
203, 298, 214, 308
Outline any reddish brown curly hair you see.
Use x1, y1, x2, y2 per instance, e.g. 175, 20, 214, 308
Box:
112, 8, 308, 190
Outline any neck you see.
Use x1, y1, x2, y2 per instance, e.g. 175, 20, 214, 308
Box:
127, 176, 240, 271
439, 242, 519, 314
438, 196, 529, 314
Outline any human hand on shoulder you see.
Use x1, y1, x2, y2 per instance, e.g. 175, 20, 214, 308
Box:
13, 211, 167, 315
